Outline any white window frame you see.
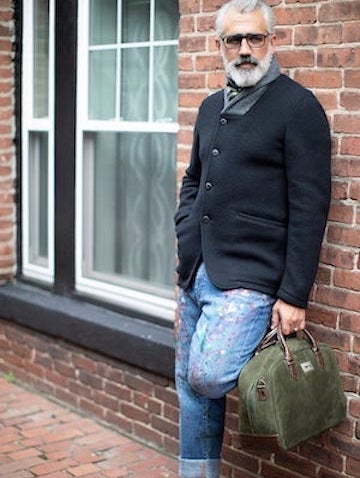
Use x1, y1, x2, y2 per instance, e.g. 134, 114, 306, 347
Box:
75, 0, 178, 320
22, 0, 55, 282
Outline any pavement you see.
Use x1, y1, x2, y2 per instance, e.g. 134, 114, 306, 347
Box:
0, 376, 178, 478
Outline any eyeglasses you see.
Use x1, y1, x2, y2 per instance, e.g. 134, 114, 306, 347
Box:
221, 33, 269, 49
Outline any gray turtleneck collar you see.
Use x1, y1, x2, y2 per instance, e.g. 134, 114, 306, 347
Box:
222, 56, 281, 115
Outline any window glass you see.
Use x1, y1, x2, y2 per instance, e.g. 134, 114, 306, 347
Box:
89, 0, 117, 45
153, 46, 178, 122
33, 0, 49, 118
28, 132, 49, 265
82, 132, 176, 291
122, 0, 150, 43
89, 49, 117, 119
120, 48, 149, 121
154, 0, 179, 41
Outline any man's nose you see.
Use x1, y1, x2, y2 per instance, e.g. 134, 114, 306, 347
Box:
238, 38, 252, 54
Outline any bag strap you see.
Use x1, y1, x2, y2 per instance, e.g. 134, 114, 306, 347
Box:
257, 326, 325, 380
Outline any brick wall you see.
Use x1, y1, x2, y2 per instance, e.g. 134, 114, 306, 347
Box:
0, 0, 359, 477
0, 319, 179, 456
177, 0, 360, 476
0, 0, 16, 279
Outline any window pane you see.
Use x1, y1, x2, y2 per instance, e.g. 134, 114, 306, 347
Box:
33, 0, 49, 118
89, 49, 117, 119
155, 0, 179, 40
89, 0, 117, 45
83, 131, 176, 291
153, 46, 178, 122
122, 0, 150, 43
29, 132, 49, 266
120, 48, 149, 121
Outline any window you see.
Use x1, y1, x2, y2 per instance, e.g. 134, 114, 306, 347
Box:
22, 0, 55, 281
21, 0, 179, 320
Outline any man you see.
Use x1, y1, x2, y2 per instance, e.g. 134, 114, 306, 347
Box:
174, 0, 332, 477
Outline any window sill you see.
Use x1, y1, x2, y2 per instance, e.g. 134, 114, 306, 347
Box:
0, 282, 175, 378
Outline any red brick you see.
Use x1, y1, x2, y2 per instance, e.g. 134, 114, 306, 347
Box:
275, 27, 292, 46
202, 0, 227, 13
299, 442, 343, 471
335, 114, 360, 134
334, 269, 360, 291
178, 72, 206, 89
327, 225, 360, 248
331, 180, 349, 200
178, 35, 206, 53
345, 69, 360, 88
316, 90, 338, 111
133, 421, 163, 448
277, 49, 314, 68
179, 15, 195, 33
195, 54, 222, 71
179, 0, 200, 14
319, 1, 360, 22
341, 92, 360, 111
318, 47, 360, 68
343, 21, 360, 43
326, 432, 360, 460
316, 286, 360, 311
318, 467, 354, 478
274, 6, 317, 26
294, 70, 342, 89
306, 305, 338, 328
350, 181, 360, 200
294, 25, 342, 45
341, 137, 360, 156
208, 71, 225, 89
68, 463, 99, 476
340, 312, 360, 334
349, 397, 360, 419
346, 456, 360, 478
328, 203, 354, 224
332, 158, 360, 178
121, 401, 150, 423
274, 450, 317, 477
262, 461, 304, 478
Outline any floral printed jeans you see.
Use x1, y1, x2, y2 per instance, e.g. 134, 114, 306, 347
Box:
175, 263, 275, 478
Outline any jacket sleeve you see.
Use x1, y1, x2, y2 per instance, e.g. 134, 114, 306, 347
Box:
277, 93, 332, 308
174, 123, 201, 227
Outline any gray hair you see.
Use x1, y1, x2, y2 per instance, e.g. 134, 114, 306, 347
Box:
216, 0, 276, 36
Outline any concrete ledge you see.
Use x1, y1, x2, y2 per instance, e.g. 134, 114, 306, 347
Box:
0, 283, 175, 378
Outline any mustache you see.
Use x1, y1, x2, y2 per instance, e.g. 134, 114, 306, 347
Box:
233, 56, 259, 67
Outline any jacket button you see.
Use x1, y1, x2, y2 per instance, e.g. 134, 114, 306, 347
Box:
205, 182, 213, 190
202, 215, 210, 224
220, 117, 227, 125
212, 148, 219, 157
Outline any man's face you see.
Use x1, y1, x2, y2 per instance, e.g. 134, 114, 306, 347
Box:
216, 8, 276, 87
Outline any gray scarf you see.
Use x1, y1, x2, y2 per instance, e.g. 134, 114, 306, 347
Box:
222, 56, 281, 115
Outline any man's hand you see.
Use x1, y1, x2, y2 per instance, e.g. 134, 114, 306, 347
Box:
271, 298, 306, 335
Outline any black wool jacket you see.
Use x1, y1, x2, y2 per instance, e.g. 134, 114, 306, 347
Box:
175, 74, 332, 308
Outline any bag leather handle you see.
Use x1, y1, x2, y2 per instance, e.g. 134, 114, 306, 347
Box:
257, 326, 325, 380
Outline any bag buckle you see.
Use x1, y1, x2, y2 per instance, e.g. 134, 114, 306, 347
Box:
256, 379, 268, 401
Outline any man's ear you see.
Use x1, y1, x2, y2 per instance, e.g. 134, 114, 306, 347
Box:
270, 33, 277, 50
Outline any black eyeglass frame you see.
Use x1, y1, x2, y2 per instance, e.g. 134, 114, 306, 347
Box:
221, 33, 270, 49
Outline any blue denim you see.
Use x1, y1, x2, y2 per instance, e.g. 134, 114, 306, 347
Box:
175, 263, 275, 478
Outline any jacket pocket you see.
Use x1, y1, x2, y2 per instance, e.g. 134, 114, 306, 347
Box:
236, 211, 286, 229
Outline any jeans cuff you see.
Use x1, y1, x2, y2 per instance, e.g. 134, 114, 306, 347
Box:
179, 458, 221, 478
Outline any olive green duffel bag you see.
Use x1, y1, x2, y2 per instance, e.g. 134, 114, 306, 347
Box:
238, 327, 346, 450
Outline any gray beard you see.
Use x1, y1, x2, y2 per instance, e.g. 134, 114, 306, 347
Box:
223, 50, 273, 88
